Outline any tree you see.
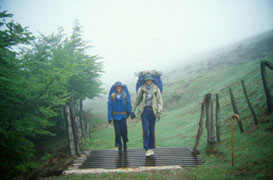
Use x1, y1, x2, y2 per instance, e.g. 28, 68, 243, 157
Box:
63, 20, 103, 155
0, 11, 36, 178
0, 11, 103, 179
65, 20, 103, 101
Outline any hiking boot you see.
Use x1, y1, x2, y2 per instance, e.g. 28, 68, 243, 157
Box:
149, 149, 154, 156
118, 147, 123, 155
145, 150, 151, 157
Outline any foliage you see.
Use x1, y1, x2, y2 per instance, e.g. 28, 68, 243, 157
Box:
0, 11, 103, 179
0, 10, 35, 178
41, 153, 52, 163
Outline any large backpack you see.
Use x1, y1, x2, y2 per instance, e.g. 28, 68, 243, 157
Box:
108, 82, 131, 101
135, 70, 163, 93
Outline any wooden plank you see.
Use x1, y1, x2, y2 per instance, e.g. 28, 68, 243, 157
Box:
82, 161, 203, 164
82, 158, 203, 163
81, 162, 203, 167
77, 148, 204, 169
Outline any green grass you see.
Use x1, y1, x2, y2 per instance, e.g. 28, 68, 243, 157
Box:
43, 32, 273, 179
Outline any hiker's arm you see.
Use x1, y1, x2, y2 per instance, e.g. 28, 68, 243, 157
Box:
107, 96, 113, 121
132, 88, 142, 113
156, 88, 163, 113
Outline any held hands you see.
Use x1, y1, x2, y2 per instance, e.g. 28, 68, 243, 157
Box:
130, 112, 136, 119
156, 113, 161, 122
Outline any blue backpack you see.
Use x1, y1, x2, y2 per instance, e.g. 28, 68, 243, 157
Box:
136, 71, 163, 93
108, 82, 131, 101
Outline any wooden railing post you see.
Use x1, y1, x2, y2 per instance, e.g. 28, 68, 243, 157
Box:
229, 88, 244, 133
79, 100, 87, 141
64, 105, 76, 157
206, 93, 216, 144
215, 94, 220, 142
241, 80, 258, 125
86, 121, 90, 139
70, 89, 81, 156
76, 116, 82, 142
260, 61, 273, 113
193, 96, 206, 155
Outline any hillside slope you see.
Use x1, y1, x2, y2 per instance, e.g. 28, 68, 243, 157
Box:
45, 30, 273, 179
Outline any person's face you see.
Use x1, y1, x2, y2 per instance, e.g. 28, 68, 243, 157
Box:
115, 86, 123, 94
146, 80, 152, 86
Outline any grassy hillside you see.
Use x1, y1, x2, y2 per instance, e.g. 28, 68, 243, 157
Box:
44, 31, 273, 179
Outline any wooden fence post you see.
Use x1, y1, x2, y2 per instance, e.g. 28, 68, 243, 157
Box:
193, 96, 206, 155
64, 105, 76, 157
260, 61, 273, 113
215, 94, 220, 142
76, 116, 82, 142
86, 121, 90, 139
228, 88, 244, 133
70, 89, 81, 156
241, 80, 258, 126
79, 100, 86, 141
206, 94, 216, 144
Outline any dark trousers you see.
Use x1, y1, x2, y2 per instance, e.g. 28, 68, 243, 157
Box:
113, 119, 128, 148
141, 108, 156, 150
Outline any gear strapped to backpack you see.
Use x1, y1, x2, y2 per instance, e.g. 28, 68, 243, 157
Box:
135, 70, 163, 93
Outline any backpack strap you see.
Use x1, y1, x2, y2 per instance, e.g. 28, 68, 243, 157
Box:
123, 93, 126, 101
111, 92, 126, 102
112, 93, 116, 100
123, 93, 127, 107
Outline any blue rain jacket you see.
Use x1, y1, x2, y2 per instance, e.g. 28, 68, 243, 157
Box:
108, 91, 132, 121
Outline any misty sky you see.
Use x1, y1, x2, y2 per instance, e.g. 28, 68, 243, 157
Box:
1, 0, 273, 88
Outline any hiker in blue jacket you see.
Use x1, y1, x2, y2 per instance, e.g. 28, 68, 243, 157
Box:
108, 81, 132, 155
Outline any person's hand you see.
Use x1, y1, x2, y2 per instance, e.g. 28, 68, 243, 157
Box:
130, 112, 136, 119
108, 120, 112, 125
156, 113, 161, 122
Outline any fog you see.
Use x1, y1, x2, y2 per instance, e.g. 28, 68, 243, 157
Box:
1, 0, 273, 89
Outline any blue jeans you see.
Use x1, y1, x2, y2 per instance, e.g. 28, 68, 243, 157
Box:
141, 108, 156, 150
113, 119, 128, 148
